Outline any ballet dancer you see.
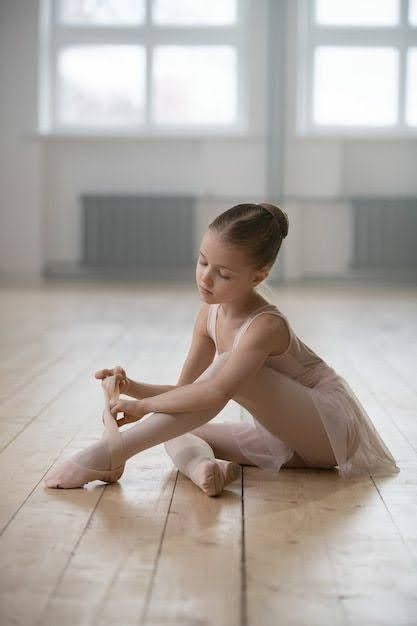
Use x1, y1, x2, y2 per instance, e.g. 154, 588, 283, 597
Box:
44, 202, 400, 495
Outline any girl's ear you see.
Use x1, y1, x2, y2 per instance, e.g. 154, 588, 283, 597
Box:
253, 267, 269, 286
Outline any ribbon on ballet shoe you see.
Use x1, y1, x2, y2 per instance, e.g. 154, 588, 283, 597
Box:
101, 375, 126, 470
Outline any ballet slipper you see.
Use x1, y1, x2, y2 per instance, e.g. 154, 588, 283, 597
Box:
44, 375, 126, 489
42, 458, 125, 489
188, 458, 225, 497
216, 459, 241, 486
186, 457, 241, 497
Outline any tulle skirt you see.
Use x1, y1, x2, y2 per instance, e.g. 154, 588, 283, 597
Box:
235, 370, 401, 478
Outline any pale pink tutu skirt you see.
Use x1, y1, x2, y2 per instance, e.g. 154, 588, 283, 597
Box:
235, 369, 400, 478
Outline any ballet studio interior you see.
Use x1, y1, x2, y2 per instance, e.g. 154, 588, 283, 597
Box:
1, 1, 416, 625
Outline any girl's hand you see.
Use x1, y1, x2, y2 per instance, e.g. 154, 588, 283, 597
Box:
95, 365, 128, 392
109, 399, 146, 427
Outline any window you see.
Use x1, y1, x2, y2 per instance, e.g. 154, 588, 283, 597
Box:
297, 0, 417, 137
39, 0, 247, 135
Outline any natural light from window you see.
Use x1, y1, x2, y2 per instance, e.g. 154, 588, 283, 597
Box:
57, 45, 146, 125
313, 47, 398, 126
409, 0, 417, 25
153, 46, 237, 125
47, 0, 242, 131
406, 48, 417, 125
299, 0, 417, 134
315, 0, 399, 26
59, 0, 145, 25
152, 0, 236, 25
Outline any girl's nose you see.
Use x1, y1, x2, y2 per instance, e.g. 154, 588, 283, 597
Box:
201, 272, 213, 288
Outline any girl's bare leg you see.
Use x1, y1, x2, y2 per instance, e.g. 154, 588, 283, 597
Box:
232, 365, 338, 469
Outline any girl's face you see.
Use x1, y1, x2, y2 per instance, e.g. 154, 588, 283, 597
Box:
196, 229, 267, 303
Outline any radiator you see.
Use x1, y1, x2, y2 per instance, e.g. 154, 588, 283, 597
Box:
81, 194, 196, 277
351, 196, 417, 269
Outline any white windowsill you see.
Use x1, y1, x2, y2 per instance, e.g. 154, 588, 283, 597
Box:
30, 129, 264, 141
295, 125, 417, 140
296, 132, 417, 140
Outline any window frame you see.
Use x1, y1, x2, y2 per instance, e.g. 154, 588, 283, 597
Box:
296, 0, 417, 138
38, 0, 250, 137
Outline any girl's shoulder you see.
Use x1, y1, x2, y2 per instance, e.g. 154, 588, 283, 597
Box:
232, 305, 291, 357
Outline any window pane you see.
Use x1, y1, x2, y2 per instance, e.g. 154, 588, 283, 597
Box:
153, 0, 236, 25
313, 47, 398, 126
409, 0, 417, 25
57, 46, 145, 125
406, 49, 417, 126
153, 46, 237, 125
315, 0, 399, 26
59, 0, 145, 25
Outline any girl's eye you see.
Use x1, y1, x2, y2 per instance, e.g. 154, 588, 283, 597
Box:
198, 259, 231, 280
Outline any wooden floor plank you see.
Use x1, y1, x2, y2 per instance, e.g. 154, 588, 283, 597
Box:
0, 328, 144, 532
142, 469, 242, 626
244, 468, 349, 626
0, 282, 416, 626
0, 323, 129, 449
34, 447, 177, 626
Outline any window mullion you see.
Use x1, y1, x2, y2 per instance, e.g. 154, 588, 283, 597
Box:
296, 0, 310, 134
50, 5, 59, 131
145, 0, 152, 130
306, 0, 315, 132
398, 0, 408, 129
310, 28, 399, 47
235, 0, 248, 131
150, 27, 237, 45
54, 26, 143, 46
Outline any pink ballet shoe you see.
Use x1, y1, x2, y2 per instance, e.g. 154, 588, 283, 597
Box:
44, 375, 126, 489
43, 458, 125, 489
217, 459, 241, 486
198, 459, 225, 497
188, 458, 241, 497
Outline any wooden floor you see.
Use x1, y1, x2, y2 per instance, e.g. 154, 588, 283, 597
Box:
0, 279, 416, 626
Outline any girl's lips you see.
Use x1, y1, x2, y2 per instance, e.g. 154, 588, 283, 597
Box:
199, 285, 212, 295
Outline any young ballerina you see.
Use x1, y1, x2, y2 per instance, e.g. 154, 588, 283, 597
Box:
44, 202, 400, 495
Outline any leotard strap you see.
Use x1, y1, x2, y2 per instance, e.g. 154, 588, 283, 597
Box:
232, 304, 282, 351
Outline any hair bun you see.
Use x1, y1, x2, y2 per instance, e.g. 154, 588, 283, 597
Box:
259, 203, 289, 239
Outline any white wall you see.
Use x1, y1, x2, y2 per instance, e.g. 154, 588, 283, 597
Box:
0, 0, 43, 279
0, 0, 416, 281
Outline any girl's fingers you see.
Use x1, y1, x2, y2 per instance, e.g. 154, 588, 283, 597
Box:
95, 367, 126, 380
95, 368, 111, 379
116, 412, 137, 427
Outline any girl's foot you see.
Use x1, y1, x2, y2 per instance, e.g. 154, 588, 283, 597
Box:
43, 437, 125, 489
216, 458, 241, 486
44, 375, 126, 489
187, 457, 240, 497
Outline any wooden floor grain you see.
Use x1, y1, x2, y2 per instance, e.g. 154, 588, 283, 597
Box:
0, 280, 416, 626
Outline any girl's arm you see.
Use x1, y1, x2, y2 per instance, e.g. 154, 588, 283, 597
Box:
139, 315, 285, 415
140, 378, 227, 415
123, 378, 178, 400
124, 303, 214, 401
